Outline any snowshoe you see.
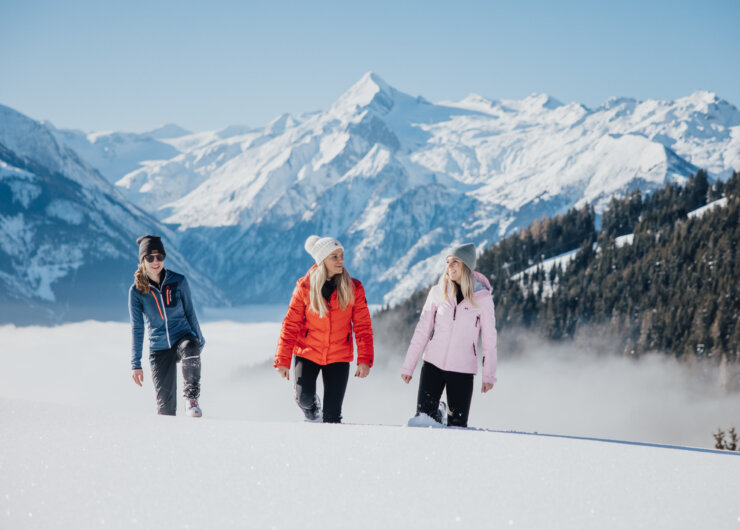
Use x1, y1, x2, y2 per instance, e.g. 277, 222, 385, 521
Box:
436, 401, 448, 426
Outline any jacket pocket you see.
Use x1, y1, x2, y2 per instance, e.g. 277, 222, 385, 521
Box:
346, 333, 351, 343
165, 285, 178, 307
473, 343, 477, 357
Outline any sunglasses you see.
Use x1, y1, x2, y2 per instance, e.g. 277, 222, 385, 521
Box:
144, 254, 165, 263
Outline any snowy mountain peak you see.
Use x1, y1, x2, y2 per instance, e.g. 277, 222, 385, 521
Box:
602, 96, 638, 109
145, 123, 192, 139
686, 90, 721, 105
677, 91, 740, 124
265, 113, 298, 135
444, 94, 504, 115
332, 72, 397, 116
0, 105, 110, 192
462, 93, 498, 105
522, 93, 564, 110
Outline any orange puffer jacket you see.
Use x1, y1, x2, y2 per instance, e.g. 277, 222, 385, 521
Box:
274, 268, 374, 368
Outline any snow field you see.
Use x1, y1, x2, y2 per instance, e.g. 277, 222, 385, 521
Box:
2, 397, 738, 530
2, 315, 740, 529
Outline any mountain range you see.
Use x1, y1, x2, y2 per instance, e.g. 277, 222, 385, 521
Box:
0, 106, 224, 323
1, 72, 739, 321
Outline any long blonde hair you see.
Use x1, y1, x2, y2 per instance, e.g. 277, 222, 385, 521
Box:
438, 262, 476, 307
134, 261, 150, 294
308, 264, 355, 317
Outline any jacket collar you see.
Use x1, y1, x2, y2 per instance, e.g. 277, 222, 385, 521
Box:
148, 269, 168, 291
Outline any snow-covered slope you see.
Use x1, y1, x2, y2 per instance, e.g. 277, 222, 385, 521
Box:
508, 197, 734, 300
47, 123, 190, 183
2, 316, 739, 529
0, 105, 224, 323
4, 397, 737, 530
107, 73, 740, 305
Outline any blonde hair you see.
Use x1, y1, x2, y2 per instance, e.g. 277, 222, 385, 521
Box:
308, 264, 355, 317
438, 262, 476, 307
134, 261, 150, 294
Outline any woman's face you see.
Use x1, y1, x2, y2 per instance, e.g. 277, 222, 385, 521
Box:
323, 249, 344, 278
446, 256, 463, 283
143, 250, 165, 279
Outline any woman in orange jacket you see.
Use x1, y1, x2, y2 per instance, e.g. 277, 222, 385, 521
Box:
274, 235, 374, 423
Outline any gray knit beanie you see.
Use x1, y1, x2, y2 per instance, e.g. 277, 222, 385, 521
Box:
447, 242, 476, 271
305, 235, 343, 265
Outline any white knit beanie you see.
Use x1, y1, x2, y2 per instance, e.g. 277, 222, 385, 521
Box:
305, 235, 344, 265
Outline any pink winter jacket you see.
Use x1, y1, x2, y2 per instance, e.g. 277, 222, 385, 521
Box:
401, 271, 498, 384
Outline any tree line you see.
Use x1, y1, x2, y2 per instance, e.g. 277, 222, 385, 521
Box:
374, 170, 740, 365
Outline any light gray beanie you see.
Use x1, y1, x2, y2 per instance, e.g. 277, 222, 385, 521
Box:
305, 235, 344, 265
447, 242, 476, 271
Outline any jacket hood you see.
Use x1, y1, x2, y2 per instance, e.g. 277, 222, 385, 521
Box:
471, 270, 492, 294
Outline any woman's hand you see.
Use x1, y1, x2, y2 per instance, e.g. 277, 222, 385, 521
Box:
401, 374, 412, 384
276, 366, 290, 380
481, 382, 494, 393
132, 369, 144, 387
355, 363, 371, 378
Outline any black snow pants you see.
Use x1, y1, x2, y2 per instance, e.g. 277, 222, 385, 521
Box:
416, 361, 474, 427
150, 335, 201, 416
294, 356, 350, 423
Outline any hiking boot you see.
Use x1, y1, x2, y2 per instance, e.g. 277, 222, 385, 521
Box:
186, 398, 202, 418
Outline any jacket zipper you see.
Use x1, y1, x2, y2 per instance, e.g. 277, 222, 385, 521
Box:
442, 298, 458, 368
327, 296, 332, 363
154, 271, 171, 348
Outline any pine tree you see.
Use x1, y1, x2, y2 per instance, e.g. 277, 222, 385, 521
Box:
713, 428, 726, 450
727, 427, 738, 451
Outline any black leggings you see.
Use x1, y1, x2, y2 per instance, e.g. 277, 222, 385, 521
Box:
294, 356, 350, 423
150, 336, 201, 415
416, 361, 474, 427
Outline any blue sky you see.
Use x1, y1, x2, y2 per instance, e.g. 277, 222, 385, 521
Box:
1, 0, 739, 133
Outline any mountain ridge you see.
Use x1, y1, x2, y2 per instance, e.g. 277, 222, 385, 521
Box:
2, 73, 740, 315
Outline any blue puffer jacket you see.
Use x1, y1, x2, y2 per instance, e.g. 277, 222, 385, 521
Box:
128, 270, 205, 370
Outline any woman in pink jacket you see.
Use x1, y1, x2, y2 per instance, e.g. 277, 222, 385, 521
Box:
401, 243, 497, 427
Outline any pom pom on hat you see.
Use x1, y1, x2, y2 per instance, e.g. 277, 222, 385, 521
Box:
305, 234, 343, 265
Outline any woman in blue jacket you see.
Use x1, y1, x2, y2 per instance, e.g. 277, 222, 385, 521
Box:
128, 235, 205, 417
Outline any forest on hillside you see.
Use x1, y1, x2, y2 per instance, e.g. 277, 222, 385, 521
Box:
374, 170, 740, 365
